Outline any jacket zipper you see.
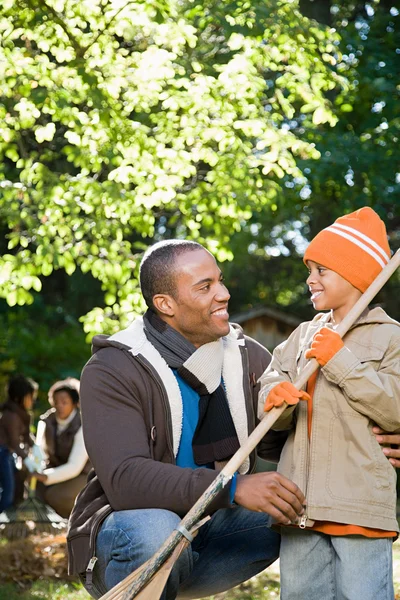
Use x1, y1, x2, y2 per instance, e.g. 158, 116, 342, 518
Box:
85, 504, 113, 588
135, 355, 174, 460
298, 422, 311, 528
299, 513, 308, 529
241, 344, 257, 473
298, 366, 322, 529
295, 344, 313, 529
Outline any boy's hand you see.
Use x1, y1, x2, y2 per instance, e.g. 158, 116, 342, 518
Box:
264, 381, 311, 412
305, 327, 344, 366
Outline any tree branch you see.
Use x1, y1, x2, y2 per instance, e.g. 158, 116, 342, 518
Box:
24, 0, 84, 56
82, 0, 133, 57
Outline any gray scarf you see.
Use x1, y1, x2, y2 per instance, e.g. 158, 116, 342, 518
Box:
143, 310, 240, 465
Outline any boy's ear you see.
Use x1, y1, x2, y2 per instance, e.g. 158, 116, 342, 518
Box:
152, 294, 175, 317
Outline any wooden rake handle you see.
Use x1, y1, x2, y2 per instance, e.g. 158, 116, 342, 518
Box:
108, 248, 400, 600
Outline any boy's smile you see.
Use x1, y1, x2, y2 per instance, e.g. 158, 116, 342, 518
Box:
306, 260, 362, 323
310, 289, 323, 302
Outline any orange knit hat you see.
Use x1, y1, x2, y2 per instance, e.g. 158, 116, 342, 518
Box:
303, 207, 391, 292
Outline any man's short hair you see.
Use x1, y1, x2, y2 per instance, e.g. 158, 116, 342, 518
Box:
139, 240, 205, 310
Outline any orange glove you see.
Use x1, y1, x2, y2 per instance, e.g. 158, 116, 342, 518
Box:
264, 381, 311, 412
305, 327, 344, 366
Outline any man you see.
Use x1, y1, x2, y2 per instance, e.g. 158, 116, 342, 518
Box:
68, 240, 305, 599
67, 240, 398, 599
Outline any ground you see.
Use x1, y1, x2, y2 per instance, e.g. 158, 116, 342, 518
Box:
0, 533, 399, 599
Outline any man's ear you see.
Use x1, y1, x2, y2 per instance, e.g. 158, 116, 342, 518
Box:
152, 294, 175, 317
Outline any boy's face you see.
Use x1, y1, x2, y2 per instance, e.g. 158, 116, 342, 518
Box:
306, 260, 362, 321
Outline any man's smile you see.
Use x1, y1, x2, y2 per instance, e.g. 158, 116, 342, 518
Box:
211, 307, 229, 317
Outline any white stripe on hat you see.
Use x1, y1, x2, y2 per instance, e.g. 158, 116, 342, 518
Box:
325, 226, 387, 268
332, 222, 390, 262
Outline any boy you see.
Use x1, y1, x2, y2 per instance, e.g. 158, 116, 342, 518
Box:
258, 207, 400, 600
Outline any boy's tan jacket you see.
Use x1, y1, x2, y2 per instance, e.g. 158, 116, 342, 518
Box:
258, 307, 400, 532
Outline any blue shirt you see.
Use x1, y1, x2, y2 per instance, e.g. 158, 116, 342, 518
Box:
174, 370, 204, 469
173, 370, 237, 502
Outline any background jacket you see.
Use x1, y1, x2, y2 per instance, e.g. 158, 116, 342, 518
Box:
258, 307, 400, 532
0, 402, 32, 458
41, 408, 91, 475
67, 319, 287, 576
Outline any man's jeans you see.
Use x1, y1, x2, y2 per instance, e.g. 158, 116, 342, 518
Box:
280, 526, 394, 600
0, 445, 15, 513
88, 506, 280, 599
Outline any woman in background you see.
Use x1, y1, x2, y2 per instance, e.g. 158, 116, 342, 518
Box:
0, 374, 37, 512
34, 377, 90, 518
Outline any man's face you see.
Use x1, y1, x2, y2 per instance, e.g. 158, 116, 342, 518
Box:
162, 249, 231, 347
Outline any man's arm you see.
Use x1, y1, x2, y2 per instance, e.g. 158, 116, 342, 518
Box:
373, 427, 400, 468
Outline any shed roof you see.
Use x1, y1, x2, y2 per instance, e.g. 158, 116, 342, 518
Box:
231, 305, 302, 328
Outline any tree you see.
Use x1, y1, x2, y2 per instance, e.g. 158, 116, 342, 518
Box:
0, 0, 341, 335
225, 0, 399, 321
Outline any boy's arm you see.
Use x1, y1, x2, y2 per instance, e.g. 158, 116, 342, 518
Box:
258, 342, 298, 431
322, 333, 400, 431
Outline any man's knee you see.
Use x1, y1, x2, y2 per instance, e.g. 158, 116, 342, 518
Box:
95, 508, 193, 598
100, 509, 183, 562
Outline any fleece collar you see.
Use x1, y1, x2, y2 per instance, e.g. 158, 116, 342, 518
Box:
109, 317, 250, 473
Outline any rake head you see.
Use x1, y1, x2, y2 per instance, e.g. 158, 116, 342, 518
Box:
0, 496, 67, 540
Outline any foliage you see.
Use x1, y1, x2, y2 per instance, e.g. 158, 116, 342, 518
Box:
225, 0, 400, 321
0, 582, 88, 599
0, 0, 341, 335
0, 298, 90, 416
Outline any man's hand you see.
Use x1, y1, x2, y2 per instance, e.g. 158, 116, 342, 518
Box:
234, 472, 305, 525
373, 426, 400, 468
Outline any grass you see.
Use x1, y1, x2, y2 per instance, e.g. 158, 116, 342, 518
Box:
1, 539, 400, 599
0, 581, 88, 600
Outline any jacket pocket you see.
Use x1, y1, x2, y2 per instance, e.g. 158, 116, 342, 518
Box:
347, 342, 385, 368
325, 412, 395, 504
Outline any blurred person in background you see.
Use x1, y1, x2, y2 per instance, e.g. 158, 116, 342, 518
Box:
33, 377, 90, 518
0, 374, 37, 511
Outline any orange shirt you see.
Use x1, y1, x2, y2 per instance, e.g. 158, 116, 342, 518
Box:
306, 372, 396, 539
